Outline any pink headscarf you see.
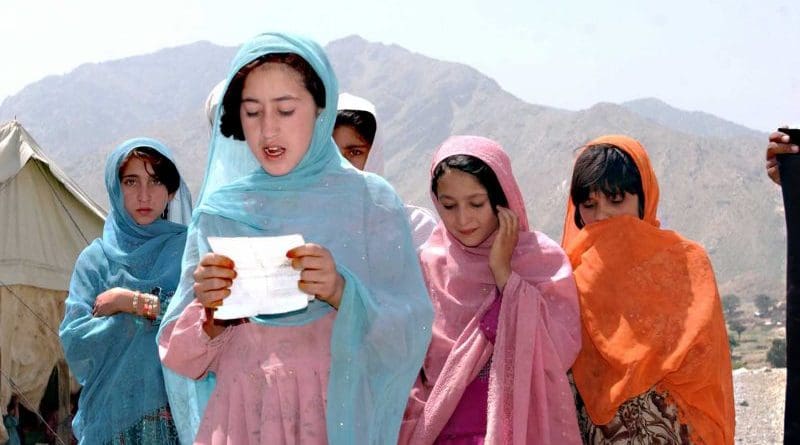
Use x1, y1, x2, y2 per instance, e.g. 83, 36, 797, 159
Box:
400, 135, 582, 444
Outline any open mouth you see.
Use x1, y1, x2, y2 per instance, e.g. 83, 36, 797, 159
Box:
136, 208, 153, 215
264, 146, 286, 158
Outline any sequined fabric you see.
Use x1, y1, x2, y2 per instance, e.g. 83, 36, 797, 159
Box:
105, 406, 179, 445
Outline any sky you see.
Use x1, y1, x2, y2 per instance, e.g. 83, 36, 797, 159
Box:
1, 0, 797, 131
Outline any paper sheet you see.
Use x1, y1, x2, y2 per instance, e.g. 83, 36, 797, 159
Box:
207, 234, 310, 319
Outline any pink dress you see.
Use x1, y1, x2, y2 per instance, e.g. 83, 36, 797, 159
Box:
159, 301, 334, 445
400, 136, 583, 445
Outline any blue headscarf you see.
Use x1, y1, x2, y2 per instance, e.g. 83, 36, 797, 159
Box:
59, 138, 190, 444
159, 32, 433, 444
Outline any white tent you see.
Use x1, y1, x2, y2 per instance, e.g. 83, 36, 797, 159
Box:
0, 120, 105, 442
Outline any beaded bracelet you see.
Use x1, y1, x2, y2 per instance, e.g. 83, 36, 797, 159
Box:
144, 295, 158, 320
132, 291, 141, 315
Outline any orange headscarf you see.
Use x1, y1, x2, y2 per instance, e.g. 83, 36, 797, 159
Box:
562, 135, 735, 445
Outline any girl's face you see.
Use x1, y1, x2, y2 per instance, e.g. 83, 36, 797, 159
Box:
120, 157, 173, 225
240, 62, 319, 176
578, 191, 640, 226
333, 124, 371, 170
434, 169, 499, 247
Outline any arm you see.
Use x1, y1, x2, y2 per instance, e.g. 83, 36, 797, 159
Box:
158, 224, 236, 379
159, 299, 233, 380
59, 245, 129, 384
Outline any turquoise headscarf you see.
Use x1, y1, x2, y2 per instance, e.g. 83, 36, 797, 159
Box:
59, 138, 190, 444
159, 32, 433, 444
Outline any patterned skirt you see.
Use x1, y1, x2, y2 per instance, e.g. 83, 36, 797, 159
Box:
570, 374, 692, 445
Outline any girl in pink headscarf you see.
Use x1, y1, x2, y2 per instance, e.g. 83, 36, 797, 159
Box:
400, 135, 582, 444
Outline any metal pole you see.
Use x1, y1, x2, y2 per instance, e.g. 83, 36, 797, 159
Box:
778, 153, 800, 444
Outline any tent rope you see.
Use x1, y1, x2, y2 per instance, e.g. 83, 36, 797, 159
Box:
0, 279, 60, 337
33, 160, 92, 245
0, 369, 68, 445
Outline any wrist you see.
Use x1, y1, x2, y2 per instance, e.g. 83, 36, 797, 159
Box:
327, 273, 345, 310
491, 266, 511, 291
121, 289, 135, 314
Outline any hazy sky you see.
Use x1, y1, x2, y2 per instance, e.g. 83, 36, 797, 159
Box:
1, 0, 797, 131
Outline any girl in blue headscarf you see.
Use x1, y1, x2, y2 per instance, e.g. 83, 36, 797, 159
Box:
59, 138, 191, 444
158, 32, 433, 444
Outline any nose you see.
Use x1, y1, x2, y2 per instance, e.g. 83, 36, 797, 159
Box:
261, 111, 279, 140
594, 200, 612, 222
137, 183, 150, 203
456, 206, 470, 227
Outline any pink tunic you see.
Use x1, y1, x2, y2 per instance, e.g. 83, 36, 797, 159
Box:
400, 136, 583, 445
159, 300, 334, 445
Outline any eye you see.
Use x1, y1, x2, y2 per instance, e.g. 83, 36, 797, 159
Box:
469, 200, 487, 209
122, 178, 137, 187
349, 149, 363, 158
149, 177, 162, 186
278, 109, 295, 117
609, 194, 625, 203
242, 105, 261, 118
580, 201, 595, 209
442, 204, 455, 210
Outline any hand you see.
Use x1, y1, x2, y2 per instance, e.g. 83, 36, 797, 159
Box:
193, 253, 236, 309
489, 206, 519, 291
767, 130, 799, 185
93, 287, 130, 317
287, 243, 345, 309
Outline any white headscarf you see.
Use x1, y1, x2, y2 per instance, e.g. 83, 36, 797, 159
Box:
337, 92, 437, 249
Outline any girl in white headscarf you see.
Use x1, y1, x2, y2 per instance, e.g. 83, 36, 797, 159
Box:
334, 92, 438, 250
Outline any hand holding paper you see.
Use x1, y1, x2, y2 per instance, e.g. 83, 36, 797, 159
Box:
287, 243, 345, 309
207, 234, 310, 319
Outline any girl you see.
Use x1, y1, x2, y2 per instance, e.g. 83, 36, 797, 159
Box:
59, 138, 191, 444
158, 33, 433, 444
400, 135, 582, 444
562, 135, 735, 444
335, 92, 438, 250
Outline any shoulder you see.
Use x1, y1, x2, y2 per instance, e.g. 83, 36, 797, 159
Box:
512, 230, 574, 280
74, 239, 107, 268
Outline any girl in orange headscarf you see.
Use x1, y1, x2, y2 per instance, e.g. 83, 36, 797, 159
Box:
562, 135, 735, 444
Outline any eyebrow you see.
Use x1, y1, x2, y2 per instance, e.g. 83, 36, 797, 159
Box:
341, 143, 369, 150
241, 95, 300, 104
437, 192, 488, 200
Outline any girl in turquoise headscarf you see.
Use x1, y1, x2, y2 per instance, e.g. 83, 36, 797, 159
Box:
158, 32, 433, 444
59, 138, 191, 444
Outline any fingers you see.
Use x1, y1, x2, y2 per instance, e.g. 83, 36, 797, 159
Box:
299, 268, 336, 284
769, 131, 790, 144
286, 243, 327, 259
298, 280, 328, 297
496, 206, 519, 237
287, 244, 340, 301
767, 165, 781, 185
194, 254, 236, 308
288, 243, 335, 274
290, 255, 327, 271
767, 141, 799, 159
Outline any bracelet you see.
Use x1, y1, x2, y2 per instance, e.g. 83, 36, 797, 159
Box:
144, 295, 158, 320
132, 291, 141, 315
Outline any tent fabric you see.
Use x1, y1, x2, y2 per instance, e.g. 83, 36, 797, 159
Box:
0, 285, 67, 419
0, 121, 105, 289
0, 120, 105, 440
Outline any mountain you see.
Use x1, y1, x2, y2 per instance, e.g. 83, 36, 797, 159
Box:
621, 97, 765, 140
0, 35, 784, 300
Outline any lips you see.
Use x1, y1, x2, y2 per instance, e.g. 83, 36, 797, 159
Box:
458, 228, 478, 236
136, 208, 153, 215
264, 146, 286, 158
